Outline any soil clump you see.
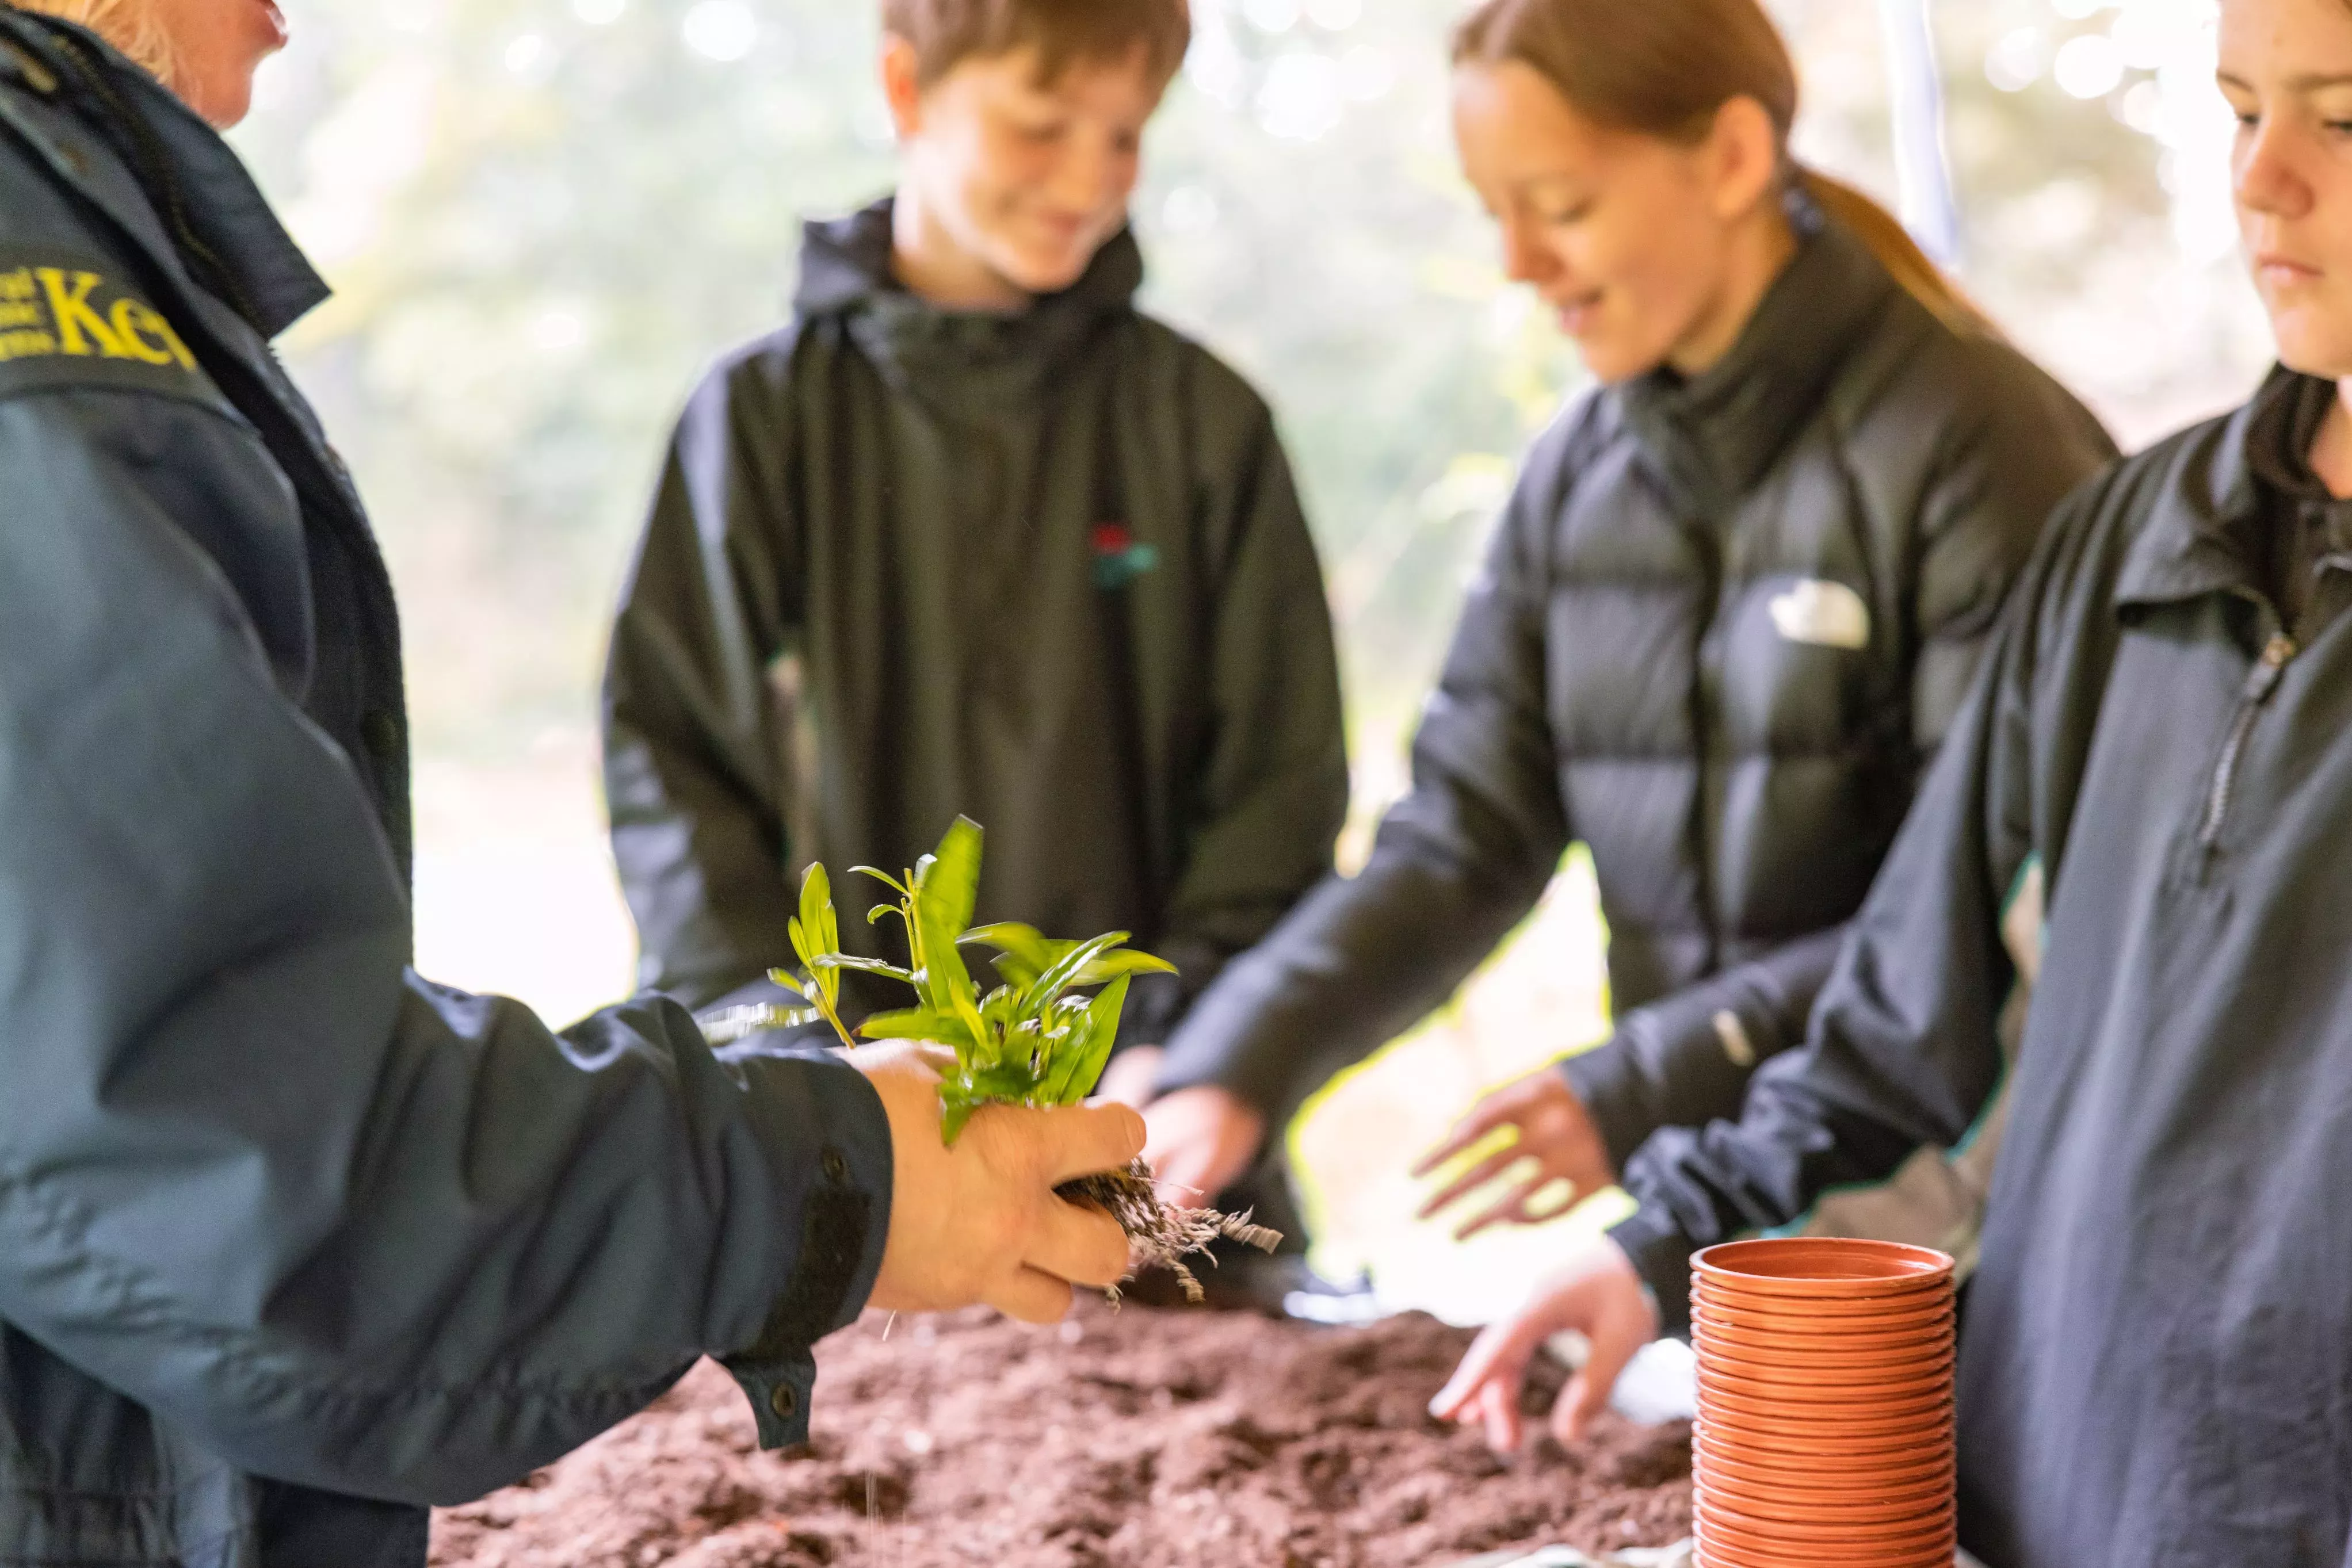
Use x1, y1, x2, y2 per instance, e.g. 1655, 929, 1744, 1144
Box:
431, 1303, 1692, 1568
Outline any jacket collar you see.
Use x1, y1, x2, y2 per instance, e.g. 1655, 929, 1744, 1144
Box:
1615, 185, 1898, 515
0, 9, 327, 338
795, 196, 1140, 395
2113, 366, 2312, 613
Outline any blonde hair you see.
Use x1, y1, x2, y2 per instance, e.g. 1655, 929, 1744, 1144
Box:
1454, 0, 1995, 339
6, 0, 177, 86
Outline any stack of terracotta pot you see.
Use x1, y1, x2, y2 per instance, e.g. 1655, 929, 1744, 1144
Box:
1688, 1237, 1958, 1568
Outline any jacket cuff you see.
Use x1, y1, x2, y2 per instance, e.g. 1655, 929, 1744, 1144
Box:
720, 1051, 892, 1450
1559, 1038, 1656, 1179
1609, 1203, 1698, 1337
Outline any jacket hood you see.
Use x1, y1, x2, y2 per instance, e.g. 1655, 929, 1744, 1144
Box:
1616, 185, 1899, 516
799, 195, 1147, 329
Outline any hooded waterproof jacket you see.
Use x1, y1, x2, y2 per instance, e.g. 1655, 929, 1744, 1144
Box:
604, 201, 1349, 1047
0, 18, 889, 1567
1612, 366, 2352, 1567
1154, 202, 2117, 1177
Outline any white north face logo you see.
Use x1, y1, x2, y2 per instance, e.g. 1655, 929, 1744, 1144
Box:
1770, 579, 1871, 651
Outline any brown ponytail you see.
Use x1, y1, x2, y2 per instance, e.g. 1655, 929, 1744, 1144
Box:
1452, 0, 1995, 339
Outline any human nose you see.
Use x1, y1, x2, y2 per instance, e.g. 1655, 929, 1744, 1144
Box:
1497, 214, 1553, 287
1051, 132, 1129, 216
2236, 113, 2312, 223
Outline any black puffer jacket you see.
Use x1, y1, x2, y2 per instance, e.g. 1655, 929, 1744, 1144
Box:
1155, 202, 2117, 1158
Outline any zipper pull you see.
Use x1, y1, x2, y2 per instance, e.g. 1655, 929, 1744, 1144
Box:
2199, 633, 2301, 854
2244, 632, 2298, 705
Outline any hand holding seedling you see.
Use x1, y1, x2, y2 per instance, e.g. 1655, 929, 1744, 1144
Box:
1414, 1069, 1616, 1239
1428, 1241, 1658, 1454
713, 816, 1281, 1306
856, 1041, 1143, 1322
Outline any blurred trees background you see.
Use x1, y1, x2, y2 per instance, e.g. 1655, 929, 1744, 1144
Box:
232, 0, 2270, 782
230, 0, 2275, 1306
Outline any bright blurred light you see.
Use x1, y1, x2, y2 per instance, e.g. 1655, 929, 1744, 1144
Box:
2110, 7, 2171, 70
503, 33, 549, 78
2052, 0, 2109, 18
2053, 33, 2125, 99
571, 0, 624, 24
1160, 184, 1219, 235
1341, 44, 1396, 103
1986, 27, 2045, 92
1257, 51, 1343, 142
682, 0, 757, 63
2119, 77, 2164, 132
1243, 0, 1300, 34
1305, 0, 1363, 29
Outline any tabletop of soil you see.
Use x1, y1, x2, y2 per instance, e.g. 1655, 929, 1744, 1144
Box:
430, 1303, 1692, 1568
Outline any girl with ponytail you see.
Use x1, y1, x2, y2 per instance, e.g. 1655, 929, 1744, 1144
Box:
1141, 0, 2118, 1341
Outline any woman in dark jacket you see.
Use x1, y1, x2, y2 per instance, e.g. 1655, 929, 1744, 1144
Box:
0, 5, 1135, 1565
1139, 0, 2118, 1267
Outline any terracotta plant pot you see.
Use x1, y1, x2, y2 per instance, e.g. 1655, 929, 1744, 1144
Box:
1693, 1237, 1955, 1299
1694, 1520, 1956, 1568
1695, 1342, 1957, 1382
1694, 1423, 1952, 1470
1694, 1439, 1956, 1493
1694, 1496, 1954, 1546
1689, 1237, 1958, 1563
1691, 1313, 1954, 1357
1696, 1462, 1956, 1520
1695, 1370, 1954, 1414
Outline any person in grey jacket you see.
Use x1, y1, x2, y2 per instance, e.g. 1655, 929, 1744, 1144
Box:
1141, 0, 2116, 1238
0, 6, 1140, 1566
1436, 3, 2352, 1559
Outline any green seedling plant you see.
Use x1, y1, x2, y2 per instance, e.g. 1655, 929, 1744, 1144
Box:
706, 816, 1278, 1302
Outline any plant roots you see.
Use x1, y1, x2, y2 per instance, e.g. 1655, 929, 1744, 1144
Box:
1055, 1160, 1282, 1306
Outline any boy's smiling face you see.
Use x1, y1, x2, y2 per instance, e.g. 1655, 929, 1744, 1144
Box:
887, 41, 1166, 305
2221, 0, 2352, 377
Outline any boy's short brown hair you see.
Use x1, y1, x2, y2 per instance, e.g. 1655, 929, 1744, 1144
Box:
881, 0, 1192, 90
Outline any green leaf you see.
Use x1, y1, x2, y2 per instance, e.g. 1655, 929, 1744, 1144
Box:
857, 1007, 978, 1050
911, 819, 987, 1046
853, 866, 912, 899
814, 954, 913, 981
1071, 949, 1179, 988
939, 1087, 980, 1148
961, 921, 1056, 986
1022, 932, 1128, 1020
766, 969, 816, 1003
1043, 975, 1130, 1104
799, 863, 833, 954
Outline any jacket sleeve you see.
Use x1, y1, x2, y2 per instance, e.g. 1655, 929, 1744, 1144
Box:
1606, 476, 2078, 1332
1563, 361, 2116, 1173
1124, 401, 1351, 1047
0, 389, 889, 1505
1151, 422, 1578, 1129
602, 355, 804, 1014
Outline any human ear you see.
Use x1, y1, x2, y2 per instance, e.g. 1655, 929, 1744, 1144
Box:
880, 34, 924, 140
1703, 95, 1784, 223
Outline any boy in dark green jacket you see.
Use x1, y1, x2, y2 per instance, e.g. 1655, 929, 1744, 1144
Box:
603, 0, 1349, 1138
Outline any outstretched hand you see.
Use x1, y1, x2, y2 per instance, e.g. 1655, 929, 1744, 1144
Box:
852, 1043, 1143, 1324
1413, 1068, 1615, 1238
1427, 1242, 1659, 1454
1140, 1083, 1266, 1210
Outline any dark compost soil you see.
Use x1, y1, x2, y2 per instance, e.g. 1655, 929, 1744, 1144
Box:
430, 1303, 1692, 1568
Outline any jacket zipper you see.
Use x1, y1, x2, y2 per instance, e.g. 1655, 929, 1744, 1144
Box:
2197, 630, 2298, 854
